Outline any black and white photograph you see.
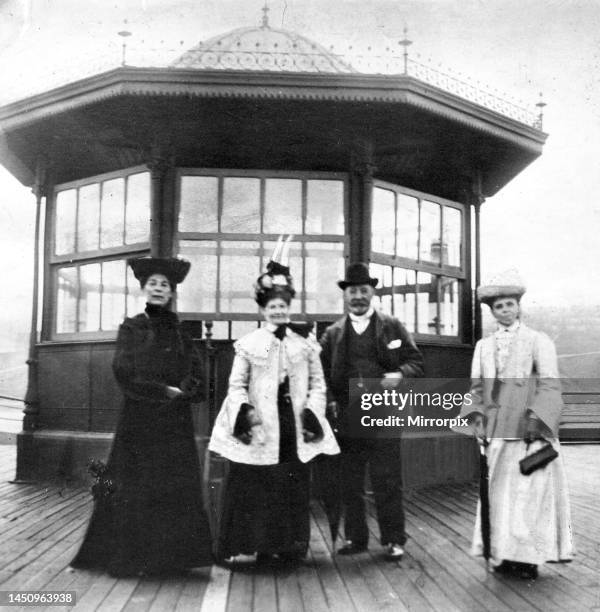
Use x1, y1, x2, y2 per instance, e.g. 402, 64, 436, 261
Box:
0, 1, 598, 610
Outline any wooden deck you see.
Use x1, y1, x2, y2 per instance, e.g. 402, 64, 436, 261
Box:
0, 443, 598, 612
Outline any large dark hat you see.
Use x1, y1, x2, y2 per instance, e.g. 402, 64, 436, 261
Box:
338, 262, 379, 290
254, 236, 296, 307
128, 257, 191, 288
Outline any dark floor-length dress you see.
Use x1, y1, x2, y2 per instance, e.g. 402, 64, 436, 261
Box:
217, 376, 310, 560
71, 304, 213, 576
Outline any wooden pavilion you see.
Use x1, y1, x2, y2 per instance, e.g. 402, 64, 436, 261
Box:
0, 13, 548, 483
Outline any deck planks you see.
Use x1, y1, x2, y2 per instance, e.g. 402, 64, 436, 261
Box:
0, 444, 598, 611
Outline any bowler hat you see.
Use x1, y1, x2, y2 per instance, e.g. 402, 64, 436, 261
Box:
338, 262, 379, 290
128, 257, 191, 288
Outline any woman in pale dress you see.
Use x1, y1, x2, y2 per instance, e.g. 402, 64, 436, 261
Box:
459, 269, 573, 580
209, 249, 339, 563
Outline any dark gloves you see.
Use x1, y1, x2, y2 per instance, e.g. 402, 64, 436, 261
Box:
301, 408, 324, 443
233, 403, 262, 445
524, 414, 545, 444
179, 375, 204, 400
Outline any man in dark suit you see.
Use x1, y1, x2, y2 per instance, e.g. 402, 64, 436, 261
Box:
320, 262, 424, 559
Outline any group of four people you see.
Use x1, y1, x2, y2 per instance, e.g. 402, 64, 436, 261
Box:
71, 256, 573, 580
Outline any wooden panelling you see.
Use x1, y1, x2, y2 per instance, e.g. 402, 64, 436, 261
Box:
37, 346, 91, 430
419, 344, 473, 378
89, 344, 121, 432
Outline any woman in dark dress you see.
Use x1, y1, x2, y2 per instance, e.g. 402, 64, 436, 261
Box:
209, 251, 339, 563
71, 257, 212, 577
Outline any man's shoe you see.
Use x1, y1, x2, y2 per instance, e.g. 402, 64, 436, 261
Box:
385, 543, 404, 560
337, 540, 368, 555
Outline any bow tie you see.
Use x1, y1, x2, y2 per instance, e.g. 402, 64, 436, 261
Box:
273, 321, 313, 341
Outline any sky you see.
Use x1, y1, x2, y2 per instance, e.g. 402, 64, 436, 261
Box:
0, 0, 599, 359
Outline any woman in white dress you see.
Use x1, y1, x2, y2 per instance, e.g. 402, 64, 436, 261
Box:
460, 269, 573, 580
209, 251, 339, 562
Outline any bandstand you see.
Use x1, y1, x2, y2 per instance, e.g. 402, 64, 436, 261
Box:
0, 12, 547, 484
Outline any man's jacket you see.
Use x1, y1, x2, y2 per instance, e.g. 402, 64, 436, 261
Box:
320, 310, 425, 405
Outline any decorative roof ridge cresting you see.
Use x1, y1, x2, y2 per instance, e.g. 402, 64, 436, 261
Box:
0, 21, 542, 129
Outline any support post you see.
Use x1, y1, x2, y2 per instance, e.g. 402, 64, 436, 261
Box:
472, 174, 485, 342
350, 140, 376, 263
147, 144, 174, 257
22, 160, 46, 432
14, 159, 46, 483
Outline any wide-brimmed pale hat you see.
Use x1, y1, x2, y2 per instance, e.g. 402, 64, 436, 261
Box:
128, 257, 191, 287
338, 262, 378, 290
477, 268, 526, 305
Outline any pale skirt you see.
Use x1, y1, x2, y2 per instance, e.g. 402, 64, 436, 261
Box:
472, 438, 574, 565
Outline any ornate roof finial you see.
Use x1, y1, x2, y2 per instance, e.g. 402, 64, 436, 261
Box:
117, 20, 132, 67
399, 25, 412, 75
535, 92, 547, 130
261, 2, 270, 29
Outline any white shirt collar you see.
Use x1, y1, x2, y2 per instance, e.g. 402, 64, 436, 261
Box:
349, 306, 375, 323
265, 321, 290, 334
495, 320, 520, 334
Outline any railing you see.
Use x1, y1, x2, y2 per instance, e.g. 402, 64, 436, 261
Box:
0, 39, 542, 128
0, 394, 24, 403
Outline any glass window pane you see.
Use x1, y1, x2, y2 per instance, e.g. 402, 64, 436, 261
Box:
439, 276, 460, 336
77, 184, 100, 252
443, 207, 462, 267
179, 176, 218, 232
264, 179, 302, 234
100, 178, 125, 249
177, 240, 218, 313
419, 200, 441, 264
220, 241, 260, 313
393, 268, 416, 333
370, 263, 392, 315
55, 189, 77, 255
127, 264, 146, 316
262, 240, 303, 314
305, 243, 344, 314
231, 321, 260, 339
126, 172, 150, 244
101, 260, 126, 330
79, 263, 101, 332
396, 194, 419, 260
306, 180, 344, 235
221, 178, 260, 233
207, 321, 230, 340
56, 266, 78, 333
417, 271, 436, 334
372, 187, 395, 255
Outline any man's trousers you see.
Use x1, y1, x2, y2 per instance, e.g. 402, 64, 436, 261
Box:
339, 437, 406, 547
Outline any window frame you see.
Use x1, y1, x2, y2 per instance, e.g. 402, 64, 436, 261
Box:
370, 179, 466, 344
175, 168, 350, 326
47, 165, 151, 341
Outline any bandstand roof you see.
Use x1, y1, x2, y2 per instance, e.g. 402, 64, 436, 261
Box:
0, 14, 547, 201
170, 17, 354, 74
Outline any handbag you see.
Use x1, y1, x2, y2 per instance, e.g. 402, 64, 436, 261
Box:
519, 441, 558, 475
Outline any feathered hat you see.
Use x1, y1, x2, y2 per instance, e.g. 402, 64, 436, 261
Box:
254, 235, 296, 307
477, 268, 526, 306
